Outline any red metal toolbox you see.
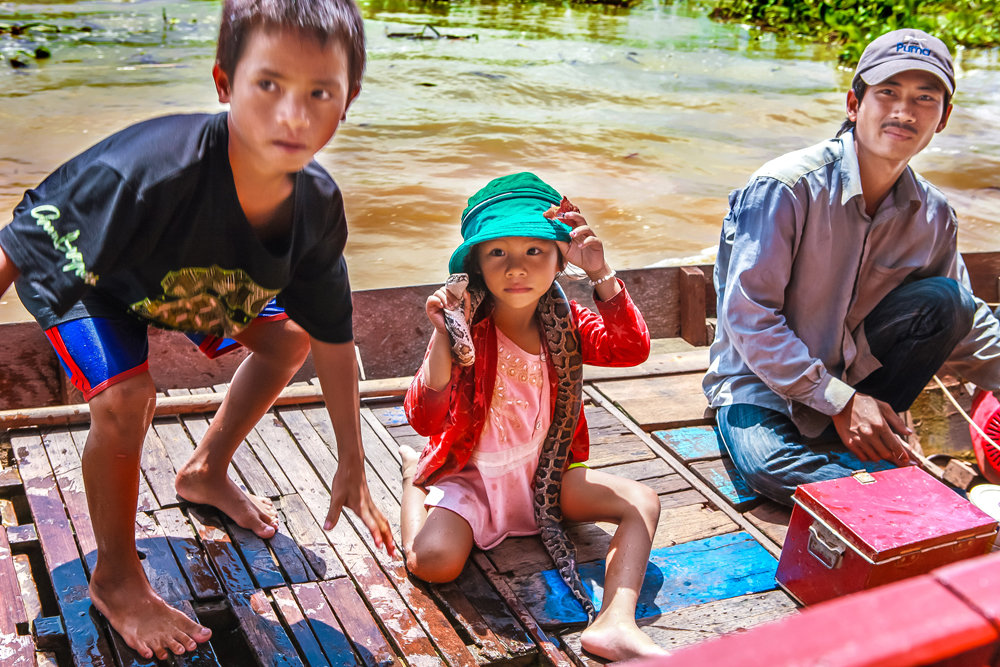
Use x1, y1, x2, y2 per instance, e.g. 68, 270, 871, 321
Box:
776, 466, 998, 606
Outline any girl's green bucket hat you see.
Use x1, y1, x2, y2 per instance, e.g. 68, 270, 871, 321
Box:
448, 172, 571, 274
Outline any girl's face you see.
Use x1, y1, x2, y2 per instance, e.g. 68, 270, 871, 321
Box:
475, 236, 562, 313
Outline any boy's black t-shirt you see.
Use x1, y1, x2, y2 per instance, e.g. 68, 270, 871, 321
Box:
0, 112, 353, 343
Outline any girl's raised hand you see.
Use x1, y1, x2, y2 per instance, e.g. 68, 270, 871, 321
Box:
556, 212, 607, 276
426, 285, 469, 334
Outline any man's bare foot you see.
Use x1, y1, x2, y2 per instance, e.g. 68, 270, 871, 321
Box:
400, 445, 419, 480
175, 464, 277, 539
580, 617, 668, 662
90, 567, 212, 660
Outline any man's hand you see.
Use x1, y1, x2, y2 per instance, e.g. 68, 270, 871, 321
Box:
325, 465, 395, 557
831, 392, 914, 464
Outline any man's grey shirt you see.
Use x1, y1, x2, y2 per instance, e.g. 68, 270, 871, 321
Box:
703, 131, 1000, 437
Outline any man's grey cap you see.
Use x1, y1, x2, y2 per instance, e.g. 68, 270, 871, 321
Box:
854, 28, 955, 95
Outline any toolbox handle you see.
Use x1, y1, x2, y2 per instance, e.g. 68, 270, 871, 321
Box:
808, 521, 846, 569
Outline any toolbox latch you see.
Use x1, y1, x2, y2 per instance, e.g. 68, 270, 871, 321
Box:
852, 470, 877, 484
808, 521, 846, 569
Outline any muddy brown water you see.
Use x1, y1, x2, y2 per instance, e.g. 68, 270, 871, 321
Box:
2, 0, 999, 325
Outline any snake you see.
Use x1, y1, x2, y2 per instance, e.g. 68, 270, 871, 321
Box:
443, 272, 596, 622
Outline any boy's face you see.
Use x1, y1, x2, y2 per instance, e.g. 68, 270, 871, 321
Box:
214, 26, 358, 176
475, 237, 562, 314
847, 69, 952, 167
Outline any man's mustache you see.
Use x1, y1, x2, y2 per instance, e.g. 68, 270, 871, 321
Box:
881, 120, 917, 135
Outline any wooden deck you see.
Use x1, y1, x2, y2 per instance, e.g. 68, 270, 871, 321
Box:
0, 339, 816, 666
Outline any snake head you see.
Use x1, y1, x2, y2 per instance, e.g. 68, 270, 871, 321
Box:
444, 273, 469, 301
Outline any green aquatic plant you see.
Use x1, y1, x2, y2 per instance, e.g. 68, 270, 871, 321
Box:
709, 0, 1000, 62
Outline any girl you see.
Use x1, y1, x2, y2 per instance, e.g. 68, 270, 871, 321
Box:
400, 172, 667, 661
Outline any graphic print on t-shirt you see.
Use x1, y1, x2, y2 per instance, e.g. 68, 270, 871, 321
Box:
130, 265, 279, 336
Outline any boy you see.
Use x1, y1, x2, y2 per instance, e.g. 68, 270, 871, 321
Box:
703, 28, 1000, 505
0, 0, 393, 659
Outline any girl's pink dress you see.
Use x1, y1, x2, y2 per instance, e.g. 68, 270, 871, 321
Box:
425, 329, 552, 549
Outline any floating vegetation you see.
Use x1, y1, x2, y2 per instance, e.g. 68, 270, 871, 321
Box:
385, 24, 479, 40
709, 0, 1000, 62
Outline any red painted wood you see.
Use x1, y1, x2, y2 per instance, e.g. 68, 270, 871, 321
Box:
655, 575, 1000, 667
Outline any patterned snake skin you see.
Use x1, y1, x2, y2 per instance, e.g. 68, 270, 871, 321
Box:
443, 273, 596, 621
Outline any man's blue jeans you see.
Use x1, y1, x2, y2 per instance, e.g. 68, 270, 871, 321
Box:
717, 277, 977, 505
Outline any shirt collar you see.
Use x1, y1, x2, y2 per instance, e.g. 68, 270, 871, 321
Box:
838, 130, 923, 213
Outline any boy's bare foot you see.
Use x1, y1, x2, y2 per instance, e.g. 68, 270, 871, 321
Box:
580, 617, 669, 662
400, 445, 419, 480
90, 567, 212, 660
175, 464, 278, 539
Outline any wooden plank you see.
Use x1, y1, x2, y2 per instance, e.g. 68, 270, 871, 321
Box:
744, 501, 792, 549
223, 518, 286, 590
153, 508, 223, 601
40, 429, 99, 573
679, 266, 709, 347
653, 503, 739, 548
13, 553, 43, 624
0, 497, 16, 526
585, 439, 656, 468
690, 459, 760, 511
277, 494, 347, 581
243, 428, 296, 496
291, 582, 358, 667
319, 579, 401, 667
0, 633, 36, 665
5, 525, 38, 551
263, 408, 475, 666
138, 428, 182, 508
472, 552, 572, 667
432, 561, 534, 663
0, 465, 23, 496
560, 590, 797, 659
582, 347, 711, 382
653, 426, 723, 462
369, 405, 408, 427
187, 506, 301, 666
271, 586, 331, 667
0, 525, 29, 634
593, 374, 711, 431
11, 430, 116, 666
509, 532, 779, 628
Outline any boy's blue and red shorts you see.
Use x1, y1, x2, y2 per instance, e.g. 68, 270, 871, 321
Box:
36, 294, 287, 401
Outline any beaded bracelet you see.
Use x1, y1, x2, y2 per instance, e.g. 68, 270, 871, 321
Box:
588, 269, 617, 287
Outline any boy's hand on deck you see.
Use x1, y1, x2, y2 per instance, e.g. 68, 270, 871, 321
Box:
832, 393, 914, 465
325, 472, 395, 557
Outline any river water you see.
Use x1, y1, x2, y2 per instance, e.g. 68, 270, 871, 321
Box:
1, 0, 999, 323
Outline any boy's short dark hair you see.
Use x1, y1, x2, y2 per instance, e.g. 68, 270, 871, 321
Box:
216, 0, 366, 97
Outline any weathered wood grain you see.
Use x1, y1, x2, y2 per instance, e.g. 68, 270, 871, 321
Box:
744, 501, 792, 549
291, 582, 358, 667
277, 494, 347, 581
187, 506, 301, 666
270, 586, 331, 667
690, 459, 760, 511
40, 429, 99, 573
12, 430, 116, 666
653, 426, 723, 462
0, 525, 29, 634
319, 579, 402, 667
593, 374, 712, 430
153, 508, 223, 600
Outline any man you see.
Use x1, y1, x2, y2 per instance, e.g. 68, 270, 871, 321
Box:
703, 28, 1000, 505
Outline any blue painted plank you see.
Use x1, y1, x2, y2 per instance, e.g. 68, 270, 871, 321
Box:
375, 406, 408, 426
692, 460, 760, 510
653, 426, 723, 462
517, 531, 778, 626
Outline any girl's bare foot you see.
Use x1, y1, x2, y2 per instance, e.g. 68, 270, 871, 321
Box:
90, 566, 212, 660
580, 616, 669, 662
175, 464, 277, 539
400, 444, 419, 480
